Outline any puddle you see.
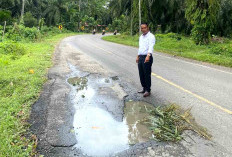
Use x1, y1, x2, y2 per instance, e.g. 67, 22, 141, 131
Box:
124, 101, 154, 145
67, 63, 155, 156
73, 106, 129, 156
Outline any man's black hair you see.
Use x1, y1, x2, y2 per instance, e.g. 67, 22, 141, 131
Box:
141, 22, 149, 27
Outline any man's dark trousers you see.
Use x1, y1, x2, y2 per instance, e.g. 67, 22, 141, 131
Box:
138, 55, 153, 92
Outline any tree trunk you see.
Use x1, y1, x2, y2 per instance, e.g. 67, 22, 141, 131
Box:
20, 0, 25, 23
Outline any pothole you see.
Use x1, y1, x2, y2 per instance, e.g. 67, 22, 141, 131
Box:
66, 64, 157, 156
66, 63, 210, 156
67, 63, 129, 156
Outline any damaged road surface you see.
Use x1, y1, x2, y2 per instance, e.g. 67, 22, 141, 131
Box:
30, 35, 232, 157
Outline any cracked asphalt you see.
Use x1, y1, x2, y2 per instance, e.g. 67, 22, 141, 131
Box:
30, 34, 232, 157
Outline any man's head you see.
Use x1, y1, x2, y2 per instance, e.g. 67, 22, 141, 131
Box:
141, 23, 149, 35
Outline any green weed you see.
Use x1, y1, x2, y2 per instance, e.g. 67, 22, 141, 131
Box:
144, 104, 211, 142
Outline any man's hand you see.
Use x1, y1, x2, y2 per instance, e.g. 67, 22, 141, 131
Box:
136, 56, 139, 63
144, 55, 150, 63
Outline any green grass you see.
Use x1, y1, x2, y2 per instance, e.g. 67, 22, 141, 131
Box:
102, 33, 232, 67
0, 33, 77, 156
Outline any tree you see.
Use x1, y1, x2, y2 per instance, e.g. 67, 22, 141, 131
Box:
109, 0, 135, 34
185, 0, 221, 44
0, 0, 21, 18
0, 10, 12, 23
43, 0, 69, 26
215, 0, 232, 37
24, 12, 37, 27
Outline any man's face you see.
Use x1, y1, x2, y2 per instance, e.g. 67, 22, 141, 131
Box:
141, 24, 149, 34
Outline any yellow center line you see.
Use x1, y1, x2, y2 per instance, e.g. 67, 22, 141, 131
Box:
152, 72, 232, 115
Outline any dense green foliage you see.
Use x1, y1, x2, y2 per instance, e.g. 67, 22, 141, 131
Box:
0, 0, 110, 32
1, 0, 232, 43
216, 0, 232, 37
185, 0, 221, 44
0, 8, 76, 155
109, 0, 232, 44
0, 32, 77, 156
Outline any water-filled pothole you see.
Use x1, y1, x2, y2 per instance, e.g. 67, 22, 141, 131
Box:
66, 64, 155, 156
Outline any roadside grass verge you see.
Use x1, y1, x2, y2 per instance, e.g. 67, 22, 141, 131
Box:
0, 33, 77, 156
145, 104, 211, 142
102, 33, 232, 67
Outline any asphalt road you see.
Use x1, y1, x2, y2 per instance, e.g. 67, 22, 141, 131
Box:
68, 34, 232, 154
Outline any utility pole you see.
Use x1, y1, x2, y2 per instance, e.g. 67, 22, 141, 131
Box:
2, 21, 6, 41
20, 0, 25, 23
139, 0, 141, 35
78, 0, 81, 31
130, 0, 133, 36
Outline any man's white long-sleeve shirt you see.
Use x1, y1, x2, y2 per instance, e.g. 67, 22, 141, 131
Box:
138, 31, 156, 55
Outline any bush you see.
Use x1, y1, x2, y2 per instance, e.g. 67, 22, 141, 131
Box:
24, 12, 38, 28
191, 25, 211, 45
210, 44, 232, 57
23, 27, 40, 40
6, 24, 40, 41
156, 33, 182, 42
40, 26, 70, 36
0, 41, 26, 59
166, 33, 182, 40
0, 10, 11, 23
3, 23, 70, 42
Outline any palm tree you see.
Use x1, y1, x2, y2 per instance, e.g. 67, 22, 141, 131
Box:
0, 0, 21, 18
43, 0, 69, 26
109, 0, 134, 34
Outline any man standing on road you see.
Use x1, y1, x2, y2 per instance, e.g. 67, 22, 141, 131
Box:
136, 23, 156, 97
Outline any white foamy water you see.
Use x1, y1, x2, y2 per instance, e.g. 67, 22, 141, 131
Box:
73, 106, 129, 156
